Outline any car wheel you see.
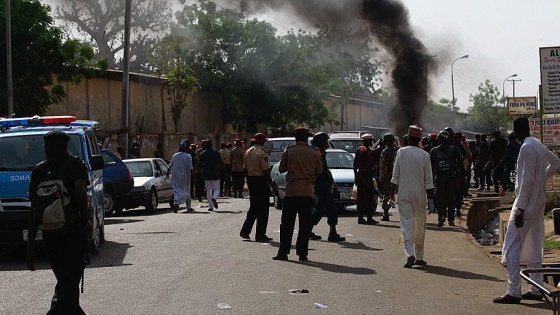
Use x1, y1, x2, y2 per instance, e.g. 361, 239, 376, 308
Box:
145, 188, 158, 213
103, 191, 116, 215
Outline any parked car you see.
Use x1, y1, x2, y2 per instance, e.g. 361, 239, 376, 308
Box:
328, 131, 366, 139
263, 136, 335, 168
329, 138, 363, 157
121, 158, 173, 213
100, 149, 133, 215
271, 148, 356, 210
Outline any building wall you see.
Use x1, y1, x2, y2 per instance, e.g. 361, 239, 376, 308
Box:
45, 71, 225, 159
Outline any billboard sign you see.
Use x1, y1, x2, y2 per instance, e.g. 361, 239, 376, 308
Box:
507, 96, 537, 115
540, 46, 560, 113
529, 118, 560, 146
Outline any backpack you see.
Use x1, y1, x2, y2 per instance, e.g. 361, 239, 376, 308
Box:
34, 158, 76, 231
432, 146, 455, 176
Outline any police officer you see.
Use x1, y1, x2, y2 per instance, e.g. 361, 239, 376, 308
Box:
353, 133, 378, 225
240, 133, 276, 242
230, 139, 246, 198
273, 128, 322, 261
309, 132, 345, 242
430, 131, 464, 227
26, 130, 90, 314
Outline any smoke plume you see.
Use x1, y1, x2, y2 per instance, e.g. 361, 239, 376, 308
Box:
243, 0, 434, 137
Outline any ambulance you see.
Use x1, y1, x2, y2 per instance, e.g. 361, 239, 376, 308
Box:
0, 116, 105, 253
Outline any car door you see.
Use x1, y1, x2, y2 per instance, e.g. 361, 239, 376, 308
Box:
154, 159, 173, 200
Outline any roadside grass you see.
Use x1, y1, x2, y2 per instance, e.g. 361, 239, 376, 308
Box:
545, 239, 560, 250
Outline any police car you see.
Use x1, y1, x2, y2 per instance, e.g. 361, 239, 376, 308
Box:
0, 115, 105, 253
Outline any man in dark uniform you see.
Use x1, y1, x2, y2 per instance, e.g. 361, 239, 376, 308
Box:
195, 140, 206, 202
380, 133, 400, 221
489, 130, 508, 193
230, 139, 246, 198
353, 133, 378, 225
476, 134, 491, 191
430, 131, 463, 227
309, 132, 345, 242
273, 128, 322, 262
26, 130, 91, 314
189, 143, 198, 199
240, 133, 276, 242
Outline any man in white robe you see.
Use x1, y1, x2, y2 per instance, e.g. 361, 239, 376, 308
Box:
494, 117, 560, 304
391, 125, 435, 268
168, 139, 194, 213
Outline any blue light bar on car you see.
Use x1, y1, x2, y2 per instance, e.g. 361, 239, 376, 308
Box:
0, 115, 76, 128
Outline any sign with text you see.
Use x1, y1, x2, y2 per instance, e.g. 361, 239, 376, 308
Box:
540, 46, 560, 113
507, 96, 537, 115
529, 118, 560, 146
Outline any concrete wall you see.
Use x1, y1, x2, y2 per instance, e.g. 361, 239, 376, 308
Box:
45, 70, 226, 159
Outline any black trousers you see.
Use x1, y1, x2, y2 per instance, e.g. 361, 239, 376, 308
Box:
195, 172, 205, 199
220, 164, 232, 193
43, 225, 86, 315
231, 171, 245, 193
434, 175, 456, 222
278, 196, 314, 257
240, 176, 270, 238
356, 170, 375, 218
312, 177, 338, 226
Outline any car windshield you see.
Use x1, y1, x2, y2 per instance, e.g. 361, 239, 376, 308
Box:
125, 161, 153, 177
0, 134, 82, 171
330, 139, 362, 154
326, 152, 354, 169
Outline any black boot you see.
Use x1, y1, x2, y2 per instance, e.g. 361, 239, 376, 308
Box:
328, 225, 345, 242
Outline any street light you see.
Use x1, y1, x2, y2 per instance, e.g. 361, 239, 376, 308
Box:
502, 73, 517, 105
451, 54, 469, 128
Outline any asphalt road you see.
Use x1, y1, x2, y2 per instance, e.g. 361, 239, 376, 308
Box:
0, 197, 552, 315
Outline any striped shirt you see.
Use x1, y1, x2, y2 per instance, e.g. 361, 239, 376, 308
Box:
169, 152, 193, 189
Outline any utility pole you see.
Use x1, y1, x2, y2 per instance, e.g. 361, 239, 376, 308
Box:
120, 0, 131, 158
507, 78, 522, 98
6, 0, 13, 116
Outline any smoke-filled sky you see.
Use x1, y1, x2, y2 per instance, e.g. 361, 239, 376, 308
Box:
221, 0, 558, 113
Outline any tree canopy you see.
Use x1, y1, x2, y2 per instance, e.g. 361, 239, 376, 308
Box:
150, 0, 384, 133
0, 0, 103, 117
54, 0, 172, 72
467, 79, 511, 133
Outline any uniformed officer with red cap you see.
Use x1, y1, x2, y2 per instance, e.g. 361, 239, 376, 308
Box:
240, 133, 276, 242
230, 139, 246, 198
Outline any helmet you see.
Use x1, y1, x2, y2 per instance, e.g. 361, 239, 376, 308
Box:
312, 132, 329, 147
443, 127, 454, 137
437, 131, 450, 145
420, 136, 430, 146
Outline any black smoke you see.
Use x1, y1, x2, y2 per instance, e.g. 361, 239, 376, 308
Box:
239, 0, 434, 137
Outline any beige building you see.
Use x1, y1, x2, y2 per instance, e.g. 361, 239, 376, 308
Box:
45, 70, 227, 160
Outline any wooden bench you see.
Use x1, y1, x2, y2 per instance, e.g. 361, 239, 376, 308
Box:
466, 197, 501, 235
521, 266, 560, 314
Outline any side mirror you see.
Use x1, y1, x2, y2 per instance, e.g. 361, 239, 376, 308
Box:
90, 155, 104, 171
154, 171, 162, 177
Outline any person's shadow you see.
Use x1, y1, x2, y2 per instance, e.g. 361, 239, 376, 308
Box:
288, 260, 377, 275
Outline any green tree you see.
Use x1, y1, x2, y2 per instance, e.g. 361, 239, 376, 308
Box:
0, 0, 103, 116
156, 0, 383, 133
54, 0, 172, 72
467, 80, 511, 133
